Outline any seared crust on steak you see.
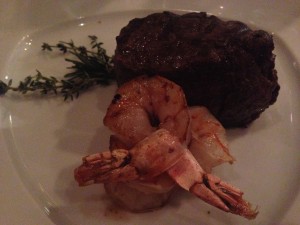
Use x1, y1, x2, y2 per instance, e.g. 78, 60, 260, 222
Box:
113, 11, 280, 128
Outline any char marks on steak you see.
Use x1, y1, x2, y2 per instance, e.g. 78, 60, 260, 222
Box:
113, 11, 280, 128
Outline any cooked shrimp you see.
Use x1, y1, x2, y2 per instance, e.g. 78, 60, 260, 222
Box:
76, 76, 256, 218
188, 106, 235, 172
104, 76, 233, 171
107, 127, 177, 212
103, 75, 190, 146
75, 129, 185, 184
74, 129, 258, 219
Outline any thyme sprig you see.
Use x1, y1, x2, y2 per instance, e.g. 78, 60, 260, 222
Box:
0, 35, 115, 100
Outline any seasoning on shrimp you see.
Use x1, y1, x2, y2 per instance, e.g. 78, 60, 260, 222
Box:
75, 129, 258, 219
188, 106, 235, 172
103, 75, 190, 146
74, 75, 258, 219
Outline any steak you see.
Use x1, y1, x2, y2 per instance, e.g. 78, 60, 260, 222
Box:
113, 11, 280, 128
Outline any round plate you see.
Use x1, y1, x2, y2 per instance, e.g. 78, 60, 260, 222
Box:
1, 1, 300, 225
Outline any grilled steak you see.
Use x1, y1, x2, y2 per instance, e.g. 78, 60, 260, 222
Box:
113, 11, 279, 128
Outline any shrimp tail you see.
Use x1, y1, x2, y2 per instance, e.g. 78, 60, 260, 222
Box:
74, 149, 138, 186
74, 129, 185, 186
190, 174, 258, 219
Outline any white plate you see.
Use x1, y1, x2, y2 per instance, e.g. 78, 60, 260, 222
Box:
1, 1, 300, 225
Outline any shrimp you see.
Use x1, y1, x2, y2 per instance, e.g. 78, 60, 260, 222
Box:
108, 106, 234, 173
74, 129, 258, 219
107, 129, 177, 212
75, 76, 257, 218
103, 75, 190, 146
104, 76, 233, 169
188, 106, 235, 172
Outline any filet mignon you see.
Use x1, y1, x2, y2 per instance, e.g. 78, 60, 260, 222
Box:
113, 11, 280, 128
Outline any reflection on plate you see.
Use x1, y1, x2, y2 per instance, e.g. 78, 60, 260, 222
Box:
1, 6, 300, 225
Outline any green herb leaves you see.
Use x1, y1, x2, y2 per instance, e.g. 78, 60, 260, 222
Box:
0, 35, 115, 100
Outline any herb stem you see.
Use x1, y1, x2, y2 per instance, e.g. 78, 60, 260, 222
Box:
0, 35, 115, 100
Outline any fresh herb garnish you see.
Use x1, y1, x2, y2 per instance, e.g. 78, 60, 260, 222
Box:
0, 35, 115, 100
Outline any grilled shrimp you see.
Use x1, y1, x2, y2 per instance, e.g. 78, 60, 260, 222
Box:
104, 76, 233, 170
103, 75, 190, 146
108, 106, 234, 173
74, 75, 257, 219
189, 106, 235, 172
74, 129, 258, 219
